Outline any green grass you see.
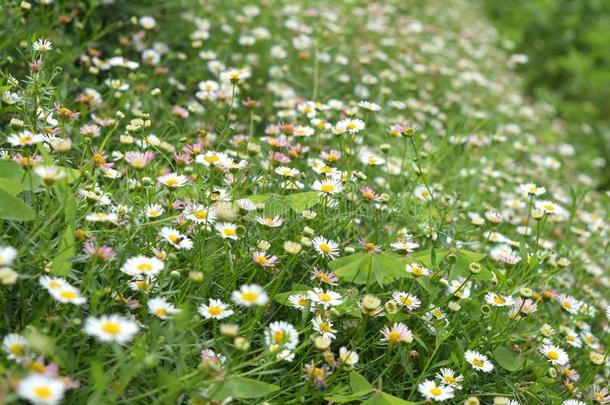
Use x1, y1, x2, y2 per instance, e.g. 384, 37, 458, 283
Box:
0, 0, 608, 404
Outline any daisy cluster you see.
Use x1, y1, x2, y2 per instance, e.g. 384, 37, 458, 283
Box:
0, 0, 608, 404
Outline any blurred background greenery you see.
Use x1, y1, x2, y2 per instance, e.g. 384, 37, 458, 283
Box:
483, 0, 610, 189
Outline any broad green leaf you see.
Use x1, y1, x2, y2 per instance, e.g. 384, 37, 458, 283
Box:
242, 194, 271, 203
362, 392, 416, 405
325, 392, 371, 403
493, 346, 525, 371
284, 191, 320, 212
0, 178, 24, 195
349, 371, 374, 394
0, 188, 36, 221
210, 376, 279, 400
263, 195, 291, 216
332, 252, 411, 285
0, 159, 23, 181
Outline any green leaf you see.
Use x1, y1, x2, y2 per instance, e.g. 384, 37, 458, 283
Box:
0, 160, 41, 190
325, 392, 371, 403
493, 346, 525, 371
0, 159, 23, 181
210, 376, 279, 400
349, 371, 374, 394
50, 180, 76, 276
0, 188, 36, 221
0, 178, 24, 195
284, 191, 320, 212
362, 392, 416, 405
332, 252, 411, 285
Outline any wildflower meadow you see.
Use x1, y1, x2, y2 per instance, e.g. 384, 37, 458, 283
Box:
0, 0, 608, 404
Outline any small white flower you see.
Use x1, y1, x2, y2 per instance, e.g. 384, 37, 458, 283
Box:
84, 314, 139, 344
232, 284, 268, 307
199, 299, 234, 319
339, 347, 359, 366
32, 38, 53, 53
120, 255, 164, 278
148, 297, 179, 319
464, 350, 494, 372
539, 344, 569, 366
17, 374, 65, 405
0, 246, 17, 267
312, 236, 339, 259
418, 380, 455, 402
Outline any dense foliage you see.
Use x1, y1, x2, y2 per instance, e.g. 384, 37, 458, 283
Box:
483, 0, 610, 188
0, 0, 608, 404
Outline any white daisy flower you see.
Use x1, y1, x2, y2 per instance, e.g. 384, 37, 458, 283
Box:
157, 173, 188, 188
339, 347, 359, 366
232, 284, 268, 307
265, 321, 299, 350
49, 285, 86, 305
199, 299, 234, 319
143, 204, 165, 218
464, 350, 494, 372
0, 246, 18, 267
215, 222, 239, 240
435, 368, 463, 390
381, 322, 413, 345
148, 297, 180, 319
84, 314, 139, 344
311, 315, 336, 339
392, 291, 421, 311
288, 293, 309, 310
312, 236, 339, 259
484, 292, 515, 307
17, 374, 65, 405
418, 380, 455, 402
539, 344, 569, 366
311, 178, 343, 194
405, 262, 431, 277
120, 255, 165, 277
255, 215, 283, 228
308, 287, 343, 308
3, 333, 31, 362
159, 227, 193, 250
185, 204, 216, 224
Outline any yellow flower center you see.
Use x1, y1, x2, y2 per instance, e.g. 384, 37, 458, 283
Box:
194, 210, 207, 219
319, 243, 331, 253
137, 263, 153, 272
59, 290, 78, 299
320, 184, 335, 193
9, 343, 24, 356
155, 308, 167, 317
493, 296, 506, 305
311, 367, 325, 379
101, 321, 122, 336
273, 330, 285, 342
387, 331, 402, 344
242, 291, 258, 302
33, 386, 53, 400
473, 358, 484, 367
208, 306, 222, 316
319, 292, 332, 302
429, 387, 442, 396
223, 228, 236, 236
165, 178, 178, 186
547, 351, 559, 360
